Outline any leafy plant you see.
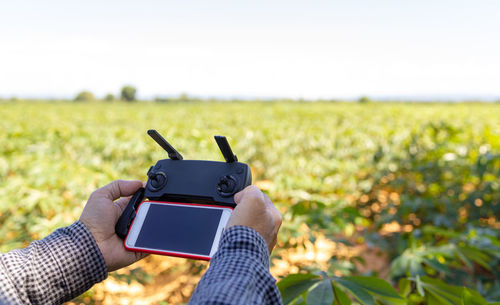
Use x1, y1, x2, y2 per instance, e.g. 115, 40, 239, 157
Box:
1, 101, 498, 304
278, 273, 500, 305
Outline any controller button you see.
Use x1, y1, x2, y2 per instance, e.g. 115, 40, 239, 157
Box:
148, 171, 167, 190
217, 175, 237, 197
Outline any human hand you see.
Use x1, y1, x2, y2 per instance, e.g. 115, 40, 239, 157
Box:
80, 180, 147, 272
226, 185, 282, 253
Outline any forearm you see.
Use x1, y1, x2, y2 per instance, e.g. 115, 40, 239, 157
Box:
0, 221, 107, 305
189, 226, 282, 305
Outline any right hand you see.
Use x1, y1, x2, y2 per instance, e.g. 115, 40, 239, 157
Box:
227, 185, 282, 253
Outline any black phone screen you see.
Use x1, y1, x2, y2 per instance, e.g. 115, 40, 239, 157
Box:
135, 204, 223, 256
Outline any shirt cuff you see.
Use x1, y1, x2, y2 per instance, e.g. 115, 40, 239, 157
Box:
217, 226, 270, 268
42, 221, 108, 300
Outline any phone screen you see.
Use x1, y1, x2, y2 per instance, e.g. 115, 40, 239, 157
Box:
134, 204, 223, 256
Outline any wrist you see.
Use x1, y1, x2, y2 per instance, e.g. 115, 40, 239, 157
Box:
44, 221, 108, 299
78, 220, 111, 273
218, 226, 270, 268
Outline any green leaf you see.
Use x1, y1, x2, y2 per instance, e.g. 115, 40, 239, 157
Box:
422, 258, 450, 274
278, 273, 321, 305
416, 275, 425, 297
427, 289, 454, 305
334, 277, 375, 305
454, 247, 473, 270
462, 288, 475, 305
333, 284, 351, 305
398, 278, 412, 298
390, 255, 410, 277
409, 258, 425, 276
292, 295, 306, 305
461, 288, 487, 305
342, 276, 404, 300
421, 225, 461, 238
458, 246, 492, 271
306, 279, 335, 305
420, 276, 463, 305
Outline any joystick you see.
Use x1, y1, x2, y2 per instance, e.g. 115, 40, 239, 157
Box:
115, 130, 252, 239
217, 175, 237, 197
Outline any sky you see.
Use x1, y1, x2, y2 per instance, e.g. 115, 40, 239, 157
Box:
0, 0, 499, 100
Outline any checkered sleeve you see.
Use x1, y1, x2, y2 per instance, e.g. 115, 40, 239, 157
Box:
0, 221, 108, 305
188, 226, 282, 305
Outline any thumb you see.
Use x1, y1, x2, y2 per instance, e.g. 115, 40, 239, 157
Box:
91, 180, 143, 201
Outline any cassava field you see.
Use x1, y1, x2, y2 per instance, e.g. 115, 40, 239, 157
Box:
1, 101, 499, 305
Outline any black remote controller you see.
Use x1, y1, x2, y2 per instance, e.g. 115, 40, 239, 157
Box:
115, 130, 252, 239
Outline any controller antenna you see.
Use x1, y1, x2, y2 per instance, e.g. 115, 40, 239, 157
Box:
214, 136, 238, 163
147, 130, 183, 160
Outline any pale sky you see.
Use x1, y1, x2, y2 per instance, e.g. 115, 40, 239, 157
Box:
1, 0, 499, 100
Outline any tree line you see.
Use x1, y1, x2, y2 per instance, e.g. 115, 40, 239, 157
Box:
75, 85, 137, 102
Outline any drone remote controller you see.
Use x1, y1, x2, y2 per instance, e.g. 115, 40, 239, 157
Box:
115, 130, 252, 239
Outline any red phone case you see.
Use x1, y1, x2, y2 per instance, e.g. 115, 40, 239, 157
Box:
123, 200, 233, 261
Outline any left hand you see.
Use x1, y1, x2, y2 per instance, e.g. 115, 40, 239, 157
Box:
80, 180, 148, 272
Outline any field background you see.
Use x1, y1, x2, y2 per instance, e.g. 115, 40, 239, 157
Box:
0, 101, 499, 304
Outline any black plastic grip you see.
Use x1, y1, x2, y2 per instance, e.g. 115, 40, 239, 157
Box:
115, 187, 145, 239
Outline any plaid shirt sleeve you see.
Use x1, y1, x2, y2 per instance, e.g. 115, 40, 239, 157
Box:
188, 226, 282, 305
0, 221, 108, 305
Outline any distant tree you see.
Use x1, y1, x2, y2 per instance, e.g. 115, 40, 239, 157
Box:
121, 85, 137, 102
358, 96, 373, 103
179, 93, 189, 102
154, 96, 170, 103
104, 93, 115, 102
74, 91, 95, 102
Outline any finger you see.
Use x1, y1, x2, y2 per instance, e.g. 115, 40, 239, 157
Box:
262, 192, 281, 217
92, 180, 143, 201
114, 195, 133, 212
240, 185, 265, 203
262, 192, 274, 208
234, 190, 244, 203
261, 192, 282, 231
234, 185, 256, 203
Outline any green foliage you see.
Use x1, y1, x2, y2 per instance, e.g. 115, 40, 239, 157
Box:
109, 267, 153, 285
120, 85, 137, 101
74, 91, 95, 102
154, 96, 170, 103
1, 101, 499, 304
154, 93, 201, 103
350, 120, 500, 294
358, 96, 372, 103
104, 93, 115, 102
278, 272, 500, 305
278, 273, 322, 304
278, 273, 406, 305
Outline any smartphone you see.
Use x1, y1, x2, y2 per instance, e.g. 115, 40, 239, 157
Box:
124, 201, 233, 260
